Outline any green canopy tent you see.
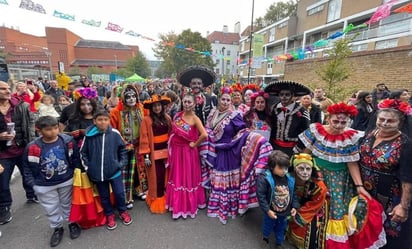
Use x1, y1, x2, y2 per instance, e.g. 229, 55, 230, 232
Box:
125, 73, 145, 82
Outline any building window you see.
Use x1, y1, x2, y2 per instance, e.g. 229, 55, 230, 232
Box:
352, 44, 368, 52
227, 50, 231, 56
327, 0, 342, 22
375, 39, 398, 49
269, 28, 275, 42
241, 41, 245, 51
308, 5, 324, 16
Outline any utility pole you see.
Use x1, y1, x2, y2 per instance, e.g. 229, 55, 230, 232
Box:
221, 46, 225, 80
45, 50, 52, 80
247, 0, 255, 85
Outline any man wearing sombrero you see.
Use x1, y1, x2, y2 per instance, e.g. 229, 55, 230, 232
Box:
177, 65, 217, 125
265, 81, 311, 156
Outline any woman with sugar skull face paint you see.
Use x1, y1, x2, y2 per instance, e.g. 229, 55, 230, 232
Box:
287, 153, 328, 249
109, 85, 145, 209
166, 93, 208, 219
199, 87, 273, 224
297, 103, 373, 249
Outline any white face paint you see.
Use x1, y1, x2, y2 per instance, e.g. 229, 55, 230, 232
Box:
219, 93, 232, 112
124, 91, 137, 107
294, 163, 313, 182
376, 111, 400, 134
329, 114, 349, 133
189, 78, 203, 94
244, 90, 253, 104
182, 96, 195, 111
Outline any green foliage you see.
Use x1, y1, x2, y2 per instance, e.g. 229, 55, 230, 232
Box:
153, 29, 214, 76
123, 52, 151, 78
67, 65, 82, 76
258, 0, 298, 28
86, 66, 105, 77
316, 37, 354, 102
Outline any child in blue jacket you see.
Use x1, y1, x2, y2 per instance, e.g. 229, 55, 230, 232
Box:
23, 116, 81, 247
80, 110, 132, 230
257, 150, 299, 249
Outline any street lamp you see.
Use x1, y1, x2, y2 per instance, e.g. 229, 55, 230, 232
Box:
221, 47, 226, 78
247, 0, 255, 84
114, 55, 118, 72
44, 50, 52, 80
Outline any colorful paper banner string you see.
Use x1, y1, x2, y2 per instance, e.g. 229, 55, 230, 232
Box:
105, 22, 123, 33
53, 10, 75, 21
0, 0, 8, 5
19, 0, 45, 14
81, 19, 101, 28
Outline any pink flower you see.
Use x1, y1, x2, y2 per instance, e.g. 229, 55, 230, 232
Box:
196, 95, 204, 105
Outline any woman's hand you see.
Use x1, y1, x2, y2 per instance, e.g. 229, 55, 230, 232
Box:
0, 131, 15, 141
290, 208, 297, 217
390, 204, 409, 223
357, 186, 371, 199
189, 142, 196, 148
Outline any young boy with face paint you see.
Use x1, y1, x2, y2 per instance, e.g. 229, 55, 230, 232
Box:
256, 150, 299, 249
287, 153, 328, 249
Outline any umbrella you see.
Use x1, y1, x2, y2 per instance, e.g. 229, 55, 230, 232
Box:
125, 73, 145, 82
264, 80, 312, 97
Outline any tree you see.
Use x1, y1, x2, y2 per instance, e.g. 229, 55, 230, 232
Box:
258, 0, 298, 28
67, 65, 82, 76
153, 29, 214, 77
121, 52, 151, 78
317, 37, 354, 102
86, 66, 105, 77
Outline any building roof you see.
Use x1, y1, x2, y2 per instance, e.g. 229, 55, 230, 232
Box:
75, 40, 130, 50
207, 31, 240, 45
72, 59, 126, 67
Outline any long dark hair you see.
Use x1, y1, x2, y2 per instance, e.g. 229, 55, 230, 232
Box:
149, 102, 171, 129
356, 91, 374, 113
70, 97, 98, 121
243, 93, 271, 128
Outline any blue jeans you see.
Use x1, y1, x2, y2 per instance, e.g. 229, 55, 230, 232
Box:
0, 156, 36, 208
94, 174, 126, 216
262, 213, 288, 245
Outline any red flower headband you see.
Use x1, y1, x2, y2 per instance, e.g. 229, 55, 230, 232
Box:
378, 99, 412, 115
251, 91, 269, 103
221, 87, 232, 95
243, 83, 260, 93
230, 83, 243, 93
327, 102, 358, 117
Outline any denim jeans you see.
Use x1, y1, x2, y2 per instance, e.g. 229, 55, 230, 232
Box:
94, 174, 126, 216
0, 156, 36, 208
262, 213, 288, 245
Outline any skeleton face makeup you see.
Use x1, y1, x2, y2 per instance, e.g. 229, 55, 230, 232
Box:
182, 95, 195, 111
244, 90, 253, 104
219, 93, 232, 112
329, 114, 349, 132
376, 111, 400, 134
189, 78, 203, 94
124, 89, 137, 107
294, 163, 313, 182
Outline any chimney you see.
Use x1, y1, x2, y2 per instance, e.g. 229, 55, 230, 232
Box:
234, 22, 240, 34
223, 25, 228, 33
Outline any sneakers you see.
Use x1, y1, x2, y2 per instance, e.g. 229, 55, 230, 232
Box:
68, 223, 81, 239
50, 227, 64, 247
26, 196, 40, 204
126, 202, 134, 209
0, 207, 12, 225
106, 214, 117, 230
119, 211, 133, 225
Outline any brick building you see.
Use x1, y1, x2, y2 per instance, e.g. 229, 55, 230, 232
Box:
0, 26, 139, 79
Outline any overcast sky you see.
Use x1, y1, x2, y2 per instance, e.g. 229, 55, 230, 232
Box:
0, 0, 282, 59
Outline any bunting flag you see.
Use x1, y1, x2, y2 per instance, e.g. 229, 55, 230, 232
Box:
0, 0, 8, 5
81, 19, 101, 27
53, 10, 75, 21
327, 31, 344, 40
394, 2, 412, 13
125, 30, 141, 37
19, 0, 45, 14
313, 39, 329, 47
366, 0, 399, 24
140, 35, 155, 41
105, 22, 123, 33
343, 23, 368, 33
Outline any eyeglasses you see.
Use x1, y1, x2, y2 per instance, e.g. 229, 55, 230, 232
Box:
279, 93, 292, 97
330, 120, 348, 126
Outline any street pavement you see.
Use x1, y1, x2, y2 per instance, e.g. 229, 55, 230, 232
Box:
1, 173, 297, 249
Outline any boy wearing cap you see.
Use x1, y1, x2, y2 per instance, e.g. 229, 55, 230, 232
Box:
256, 150, 299, 249
287, 153, 328, 249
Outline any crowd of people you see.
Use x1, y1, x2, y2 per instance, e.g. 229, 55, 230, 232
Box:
0, 68, 411, 248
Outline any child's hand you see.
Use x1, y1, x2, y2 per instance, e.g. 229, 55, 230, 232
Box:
291, 208, 297, 217
267, 210, 277, 219
0, 164, 4, 174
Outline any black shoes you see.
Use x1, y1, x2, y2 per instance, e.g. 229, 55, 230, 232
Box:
68, 223, 81, 239
26, 196, 40, 204
0, 207, 12, 225
50, 227, 64, 247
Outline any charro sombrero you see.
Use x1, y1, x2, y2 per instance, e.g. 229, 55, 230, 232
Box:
177, 65, 216, 87
264, 80, 311, 97
143, 94, 171, 109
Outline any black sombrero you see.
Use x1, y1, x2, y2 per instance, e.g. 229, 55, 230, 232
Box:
177, 65, 216, 87
264, 80, 311, 97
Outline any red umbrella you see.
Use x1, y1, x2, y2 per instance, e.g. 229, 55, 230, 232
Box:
394, 2, 412, 13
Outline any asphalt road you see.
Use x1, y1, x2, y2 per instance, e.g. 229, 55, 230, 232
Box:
1, 173, 297, 249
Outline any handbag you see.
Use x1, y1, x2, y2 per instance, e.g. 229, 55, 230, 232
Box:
153, 149, 168, 160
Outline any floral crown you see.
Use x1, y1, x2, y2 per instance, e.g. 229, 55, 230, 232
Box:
73, 87, 98, 100
243, 83, 260, 93
221, 87, 232, 95
251, 91, 269, 103
230, 83, 243, 93
378, 99, 412, 115
327, 102, 358, 117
